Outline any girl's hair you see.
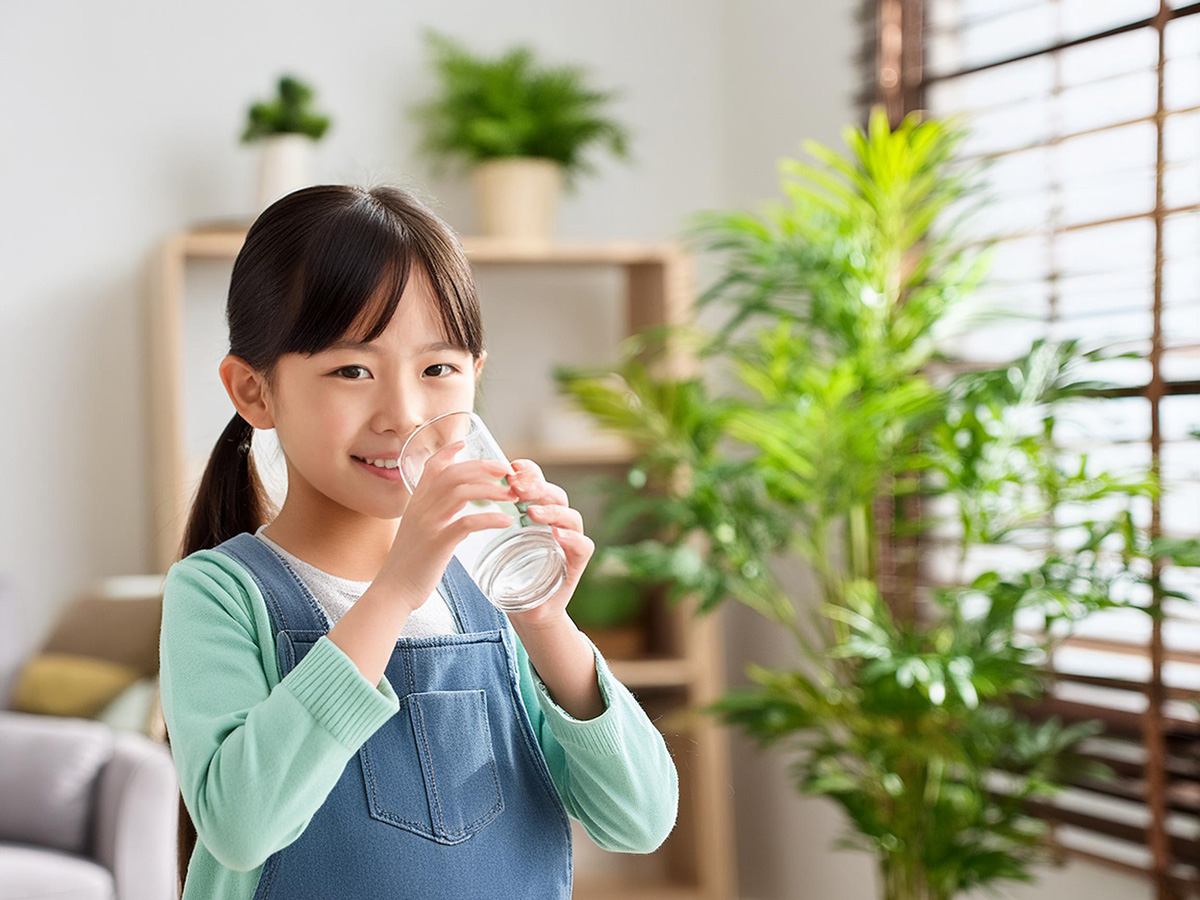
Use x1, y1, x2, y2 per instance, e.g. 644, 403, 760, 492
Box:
167, 184, 484, 893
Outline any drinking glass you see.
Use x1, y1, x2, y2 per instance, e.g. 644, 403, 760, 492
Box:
398, 410, 567, 612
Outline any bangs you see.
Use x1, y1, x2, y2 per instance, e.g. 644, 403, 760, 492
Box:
281, 198, 481, 357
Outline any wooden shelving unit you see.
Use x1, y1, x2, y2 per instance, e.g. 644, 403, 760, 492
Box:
146, 225, 738, 899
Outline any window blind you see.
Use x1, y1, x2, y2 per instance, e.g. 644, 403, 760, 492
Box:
860, 1, 1199, 896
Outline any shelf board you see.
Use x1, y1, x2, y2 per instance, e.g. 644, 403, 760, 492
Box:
461, 236, 683, 265
507, 440, 637, 466
573, 877, 702, 900
170, 227, 683, 267
175, 228, 247, 258
606, 657, 693, 689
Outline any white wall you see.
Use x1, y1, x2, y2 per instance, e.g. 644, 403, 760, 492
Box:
0, 2, 1149, 898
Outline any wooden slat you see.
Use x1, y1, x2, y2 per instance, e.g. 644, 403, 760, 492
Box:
1048, 841, 1198, 897
924, 3, 1200, 84
1079, 745, 1200, 785
1018, 696, 1199, 741
1052, 671, 1200, 704
1022, 797, 1199, 864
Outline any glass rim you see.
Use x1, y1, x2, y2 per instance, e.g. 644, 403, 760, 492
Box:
398, 409, 483, 493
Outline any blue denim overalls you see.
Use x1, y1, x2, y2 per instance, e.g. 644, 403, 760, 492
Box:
212, 532, 574, 899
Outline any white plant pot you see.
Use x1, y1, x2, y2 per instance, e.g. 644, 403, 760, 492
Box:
254, 134, 316, 214
471, 157, 563, 240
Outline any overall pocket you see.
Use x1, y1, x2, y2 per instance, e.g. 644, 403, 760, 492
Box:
359, 689, 504, 844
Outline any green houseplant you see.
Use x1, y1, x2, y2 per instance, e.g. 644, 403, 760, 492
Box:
241, 74, 332, 214
566, 566, 648, 658
557, 108, 1200, 900
409, 28, 632, 240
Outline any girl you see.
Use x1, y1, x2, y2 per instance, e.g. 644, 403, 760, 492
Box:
159, 184, 679, 899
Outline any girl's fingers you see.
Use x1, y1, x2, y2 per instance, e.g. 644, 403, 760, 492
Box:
551, 524, 595, 569
524, 503, 583, 532
421, 440, 467, 479
456, 511, 516, 534
510, 472, 569, 507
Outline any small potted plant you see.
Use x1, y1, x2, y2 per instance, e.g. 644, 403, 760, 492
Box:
409, 29, 632, 240
568, 562, 648, 659
241, 74, 332, 214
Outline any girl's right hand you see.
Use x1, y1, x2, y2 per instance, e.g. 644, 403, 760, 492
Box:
377, 440, 517, 613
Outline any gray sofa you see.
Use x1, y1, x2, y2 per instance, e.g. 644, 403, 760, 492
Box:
0, 575, 178, 900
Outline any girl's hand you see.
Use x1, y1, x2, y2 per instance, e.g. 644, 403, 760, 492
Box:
378, 441, 519, 613
503, 459, 595, 630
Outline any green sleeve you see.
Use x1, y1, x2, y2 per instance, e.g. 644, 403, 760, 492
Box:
506, 622, 679, 854
159, 551, 399, 873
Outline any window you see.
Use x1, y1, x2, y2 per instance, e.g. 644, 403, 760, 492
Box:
862, 1, 1199, 895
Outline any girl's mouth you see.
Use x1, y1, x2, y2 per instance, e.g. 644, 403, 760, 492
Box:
351, 456, 404, 482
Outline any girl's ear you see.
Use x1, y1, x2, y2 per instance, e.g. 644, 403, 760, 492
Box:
219, 354, 276, 429
474, 350, 487, 379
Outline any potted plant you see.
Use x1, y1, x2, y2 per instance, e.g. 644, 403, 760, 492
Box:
409, 29, 632, 240
241, 74, 332, 214
567, 564, 648, 659
557, 108, 1200, 900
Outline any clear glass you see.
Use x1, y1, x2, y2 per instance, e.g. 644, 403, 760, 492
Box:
398, 410, 567, 612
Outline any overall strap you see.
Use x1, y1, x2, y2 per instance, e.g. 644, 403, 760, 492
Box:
211, 533, 458, 634
211, 533, 330, 635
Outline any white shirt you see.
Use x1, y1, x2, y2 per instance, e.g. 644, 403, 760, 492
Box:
253, 523, 500, 637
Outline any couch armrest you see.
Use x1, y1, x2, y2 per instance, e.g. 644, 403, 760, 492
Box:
0, 710, 113, 853
93, 731, 179, 900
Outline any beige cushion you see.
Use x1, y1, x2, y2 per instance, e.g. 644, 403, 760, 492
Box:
11, 653, 142, 718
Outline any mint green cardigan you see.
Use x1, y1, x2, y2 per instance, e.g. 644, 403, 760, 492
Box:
159, 549, 679, 899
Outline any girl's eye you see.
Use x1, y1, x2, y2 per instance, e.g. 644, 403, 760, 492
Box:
335, 364, 459, 379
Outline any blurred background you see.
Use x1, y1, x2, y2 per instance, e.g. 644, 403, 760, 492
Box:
0, 2, 1196, 900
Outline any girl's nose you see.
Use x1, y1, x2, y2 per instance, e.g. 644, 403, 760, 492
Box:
368, 404, 424, 439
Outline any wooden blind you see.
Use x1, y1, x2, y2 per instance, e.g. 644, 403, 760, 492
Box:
860, 1, 1200, 897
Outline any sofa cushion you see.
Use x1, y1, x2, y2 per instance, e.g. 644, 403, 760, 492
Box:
11, 654, 143, 719
0, 841, 115, 900
0, 712, 114, 854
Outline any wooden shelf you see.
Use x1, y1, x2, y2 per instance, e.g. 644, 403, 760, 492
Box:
170, 226, 687, 267
607, 657, 694, 690
574, 876, 705, 899
147, 226, 738, 899
508, 440, 638, 467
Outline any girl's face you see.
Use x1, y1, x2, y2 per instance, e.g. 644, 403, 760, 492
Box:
265, 267, 483, 521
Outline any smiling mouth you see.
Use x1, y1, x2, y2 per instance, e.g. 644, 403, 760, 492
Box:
351, 456, 405, 481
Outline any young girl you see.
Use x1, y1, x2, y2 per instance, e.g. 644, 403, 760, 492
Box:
158, 184, 679, 899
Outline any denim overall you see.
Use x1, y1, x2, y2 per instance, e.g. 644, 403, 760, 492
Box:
211, 532, 574, 899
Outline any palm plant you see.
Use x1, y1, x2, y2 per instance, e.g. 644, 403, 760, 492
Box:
556, 108, 1200, 900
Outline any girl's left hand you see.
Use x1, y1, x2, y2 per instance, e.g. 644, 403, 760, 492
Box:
503, 459, 594, 629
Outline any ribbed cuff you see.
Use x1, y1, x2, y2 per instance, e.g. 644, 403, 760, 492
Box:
534, 639, 625, 757
280, 636, 399, 749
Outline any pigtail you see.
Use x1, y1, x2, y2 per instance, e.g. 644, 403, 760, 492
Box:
178, 412, 272, 559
